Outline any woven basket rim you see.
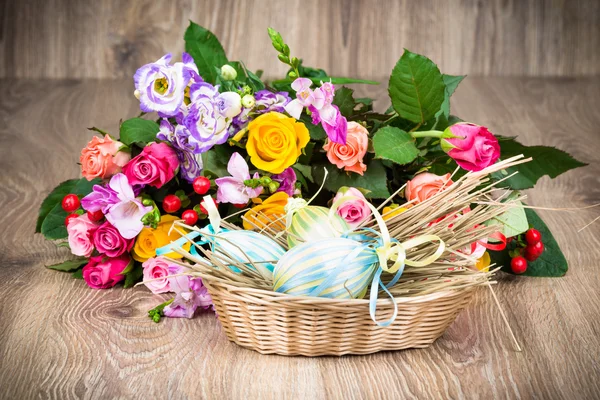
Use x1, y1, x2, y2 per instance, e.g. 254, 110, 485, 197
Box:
202, 275, 477, 306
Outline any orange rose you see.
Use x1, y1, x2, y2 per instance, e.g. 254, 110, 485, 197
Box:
243, 192, 289, 231
80, 134, 131, 181
323, 121, 368, 175
405, 173, 453, 204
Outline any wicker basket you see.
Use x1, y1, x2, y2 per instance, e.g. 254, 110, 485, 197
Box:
204, 279, 477, 356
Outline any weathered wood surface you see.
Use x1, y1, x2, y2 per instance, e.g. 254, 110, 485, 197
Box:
1, 0, 599, 79
0, 77, 599, 399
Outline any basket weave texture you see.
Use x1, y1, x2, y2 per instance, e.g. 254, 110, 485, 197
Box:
204, 279, 476, 356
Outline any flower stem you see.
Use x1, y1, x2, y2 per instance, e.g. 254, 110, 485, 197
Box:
411, 130, 444, 139
148, 298, 174, 323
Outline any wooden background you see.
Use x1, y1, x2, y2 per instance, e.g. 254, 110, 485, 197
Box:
1, 0, 599, 80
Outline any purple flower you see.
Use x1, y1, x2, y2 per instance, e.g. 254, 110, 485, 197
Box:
133, 53, 199, 117
183, 83, 242, 153
271, 167, 297, 196
81, 184, 120, 214
254, 90, 291, 113
284, 78, 347, 144
215, 152, 263, 204
82, 174, 152, 239
163, 266, 212, 318
157, 119, 203, 182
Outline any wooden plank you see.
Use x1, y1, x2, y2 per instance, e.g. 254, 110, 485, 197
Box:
1, 0, 599, 79
0, 77, 598, 398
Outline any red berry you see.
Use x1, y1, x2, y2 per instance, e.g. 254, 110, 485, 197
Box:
62, 194, 80, 212
193, 176, 211, 195
524, 249, 539, 262
510, 256, 528, 274
200, 198, 218, 215
182, 209, 199, 225
87, 209, 104, 222
530, 240, 544, 256
163, 195, 182, 214
65, 213, 79, 226
233, 203, 248, 209
525, 228, 542, 244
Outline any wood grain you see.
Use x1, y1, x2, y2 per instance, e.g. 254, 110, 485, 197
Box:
0, 77, 599, 399
1, 0, 599, 80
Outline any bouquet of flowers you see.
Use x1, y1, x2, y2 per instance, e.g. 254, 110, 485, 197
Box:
37, 22, 586, 322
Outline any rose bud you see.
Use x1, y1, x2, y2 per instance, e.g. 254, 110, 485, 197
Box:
441, 123, 500, 172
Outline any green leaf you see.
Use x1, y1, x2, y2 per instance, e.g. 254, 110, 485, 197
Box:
489, 209, 568, 277
124, 263, 144, 288
201, 147, 232, 178
494, 137, 587, 189
46, 257, 87, 272
373, 126, 419, 165
184, 22, 228, 84
332, 87, 356, 117
298, 142, 315, 164
72, 269, 84, 279
434, 74, 466, 125
293, 164, 313, 183
119, 118, 160, 147
312, 159, 390, 199
485, 195, 529, 237
300, 115, 327, 141
39, 178, 101, 240
388, 50, 446, 124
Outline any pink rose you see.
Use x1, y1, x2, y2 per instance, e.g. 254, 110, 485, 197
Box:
82, 254, 130, 289
442, 123, 500, 172
333, 187, 372, 228
80, 134, 131, 181
323, 121, 368, 175
123, 142, 178, 188
92, 221, 134, 257
405, 173, 453, 204
67, 214, 100, 257
142, 257, 182, 294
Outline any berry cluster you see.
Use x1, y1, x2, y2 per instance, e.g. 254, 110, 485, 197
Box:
62, 193, 104, 225
162, 176, 226, 227
510, 228, 544, 274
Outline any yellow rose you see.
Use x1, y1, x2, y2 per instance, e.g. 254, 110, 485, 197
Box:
382, 204, 409, 221
243, 192, 289, 231
246, 112, 310, 174
132, 215, 190, 262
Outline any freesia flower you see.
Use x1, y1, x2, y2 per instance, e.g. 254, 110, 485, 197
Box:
215, 152, 263, 204
441, 123, 500, 172
81, 184, 120, 214
332, 187, 372, 229
284, 78, 324, 118
123, 142, 179, 189
163, 268, 212, 318
67, 214, 100, 257
133, 52, 199, 117
99, 173, 153, 239
82, 254, 131, 289
271, 167, 297, 196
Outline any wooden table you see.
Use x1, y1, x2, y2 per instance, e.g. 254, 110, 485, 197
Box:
1, 77, 599, 399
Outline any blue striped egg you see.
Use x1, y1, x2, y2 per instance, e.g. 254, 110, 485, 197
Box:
207, 229, 286, 279
287, 206, 349, 248
273, 237, 379, 299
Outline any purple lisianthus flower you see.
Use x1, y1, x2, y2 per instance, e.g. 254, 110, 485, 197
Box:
215, 152, 263, 205
254, 90, 291, 113
133, 53, 199, 117
163, 266, 212, 318
103, 174, 153, 239
157, 119, 204, 182
183, 83, 242, 153
271, 167, 297, 196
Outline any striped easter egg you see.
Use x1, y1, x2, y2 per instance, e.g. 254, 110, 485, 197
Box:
287, 205, 349, 248
273, 237, 379, 299
209, 230, 286, 280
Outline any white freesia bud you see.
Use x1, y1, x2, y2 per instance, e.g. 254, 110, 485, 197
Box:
242, 94, 256, 108
133, 89, 141, 99
220, 65, 237, 81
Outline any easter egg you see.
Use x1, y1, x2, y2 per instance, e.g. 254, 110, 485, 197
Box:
286, 200, 349, 248
207, 229, 286, 279
273, 237, 378, 299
